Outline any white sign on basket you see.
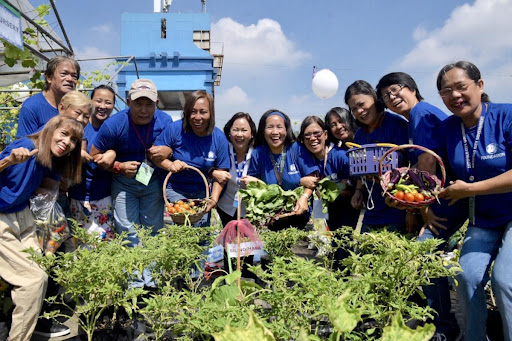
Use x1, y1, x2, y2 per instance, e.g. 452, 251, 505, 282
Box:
226, 241, 265, 258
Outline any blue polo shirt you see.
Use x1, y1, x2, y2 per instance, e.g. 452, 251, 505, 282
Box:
354, 111, 409, 225
0, 137, 52, 213
154, 121, 230, 194
16, 93, 58, 138
69, 124, 112, 201
92, 108, 172, 164
249, 142, 318, 191
441, 102, 512, 229
408, 101, 448, 165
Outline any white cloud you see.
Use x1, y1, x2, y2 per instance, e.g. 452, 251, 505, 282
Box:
399, 0, 512, 69
91, 24, 112, 33
216, 85, 252, 107
395, 0, 512, 104
211, 17, 311, 68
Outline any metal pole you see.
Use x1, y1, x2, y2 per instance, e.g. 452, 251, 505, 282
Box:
49, 0, 74, 54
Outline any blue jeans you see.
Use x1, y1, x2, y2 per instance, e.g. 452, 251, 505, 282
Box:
165, 187, 211, 227
111, 175, 164, 247
457, 222, 512, 341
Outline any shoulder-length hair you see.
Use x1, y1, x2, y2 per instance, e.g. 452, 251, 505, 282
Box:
254, 109, 296, 148
182, 90, 216, 135
223, 112, 257, 147
436, 61, 490, 103
297, 116, 327, 144
29, 116, 83, 185
344, 80, 385, 128
324, 107, 357, 143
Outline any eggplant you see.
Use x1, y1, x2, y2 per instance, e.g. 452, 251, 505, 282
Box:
408, 169, 427, 190
420, 171, 438, 190
390, 168, 401, 184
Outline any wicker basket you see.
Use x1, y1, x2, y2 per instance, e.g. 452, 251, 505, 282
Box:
345, 142, 399, 176
163, 165, 210, 225
378, 144, 446, 207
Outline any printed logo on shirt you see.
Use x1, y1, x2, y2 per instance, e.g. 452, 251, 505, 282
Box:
288, 163, 299, 175
205, 151, 216, 162
481, 143, 505, 160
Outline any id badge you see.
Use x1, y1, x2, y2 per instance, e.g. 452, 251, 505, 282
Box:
469, 196, 475, 225
233, 191, 239, 208
135, 162, 154, 186
313, 198, 328, 219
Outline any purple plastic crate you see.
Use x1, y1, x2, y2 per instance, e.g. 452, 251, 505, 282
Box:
347, 144, 399, 176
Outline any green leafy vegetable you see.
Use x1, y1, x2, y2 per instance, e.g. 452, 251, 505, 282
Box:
316, 178, 346, 213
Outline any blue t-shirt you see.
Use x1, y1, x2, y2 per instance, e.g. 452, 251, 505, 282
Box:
408, 101, 448, 165
441, 102, 512, 229
248, 142, 318, 191
354, 111, 409, 225
154, 121, 230, 194
0, 137, 52, 213
92, 108, 172, 167
16, 92, 58, 138
69, 124, 112, 201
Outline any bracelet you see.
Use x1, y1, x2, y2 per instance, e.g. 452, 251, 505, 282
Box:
301, 193, 310, 199
209, 198, 218, 205
113, 161, 121, 174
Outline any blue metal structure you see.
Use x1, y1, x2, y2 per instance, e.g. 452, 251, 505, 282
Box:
116, 11, 220, 110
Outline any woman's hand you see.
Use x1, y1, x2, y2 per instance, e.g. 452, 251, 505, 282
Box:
211, 169, 231, 185
205, 198, 217, 213
94, 150, 117, 169
419, 206, 447, 236
300, 175, 319, 190
148, 145, 173, 163
240, 175, 260, 185
293, 195, 309, 215
168, 160, 187, 173
81, 149, 93, 163
351, 189, 364, 210
8, 147, 38, 165
439, 180, 473, 205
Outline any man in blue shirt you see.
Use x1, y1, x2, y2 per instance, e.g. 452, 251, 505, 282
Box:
90, 79, 172, 248
16, 56, 80, 138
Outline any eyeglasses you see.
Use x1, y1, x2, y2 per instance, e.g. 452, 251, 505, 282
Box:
438, 82, 474, 98
303, 131, 325, 140
381, 84, 404, 102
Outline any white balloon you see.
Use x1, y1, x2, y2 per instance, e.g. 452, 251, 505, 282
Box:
312, 69, 339, 99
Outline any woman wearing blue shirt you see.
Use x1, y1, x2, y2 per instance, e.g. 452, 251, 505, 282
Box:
154, 90, 230, 227
244, 110, 317, 230
376, 72, 466, 340
345, 80, 408, 232
0, 116, 83, 341
69, 85, 116, 241
436, 61, 512, 341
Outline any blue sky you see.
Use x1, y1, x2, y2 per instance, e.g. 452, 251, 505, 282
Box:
32, 0, 512, 127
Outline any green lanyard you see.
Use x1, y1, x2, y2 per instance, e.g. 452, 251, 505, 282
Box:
269, 147, 286, 186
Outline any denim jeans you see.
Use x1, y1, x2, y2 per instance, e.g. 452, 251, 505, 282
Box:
165, 187, 211, 227
111, 175, 164, 247
457, 222, 512, 341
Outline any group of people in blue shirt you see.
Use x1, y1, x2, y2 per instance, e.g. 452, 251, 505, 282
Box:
1, 57, 512, 341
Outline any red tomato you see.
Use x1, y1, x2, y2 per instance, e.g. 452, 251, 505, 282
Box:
404, 193, 415, 202
414, 193, 425, 202
395, 191, 405, 200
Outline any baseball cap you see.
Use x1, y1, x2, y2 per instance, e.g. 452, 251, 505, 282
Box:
128, 79, 158, 102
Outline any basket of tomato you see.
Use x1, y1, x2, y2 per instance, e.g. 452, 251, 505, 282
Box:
378, 144, 446, 207
163, 165, 210, 225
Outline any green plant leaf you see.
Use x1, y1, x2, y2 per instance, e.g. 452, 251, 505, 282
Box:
213, 311, 275, 341
380, 312, 435, 341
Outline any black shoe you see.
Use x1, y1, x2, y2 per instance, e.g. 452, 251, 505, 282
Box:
33, 319, 71, 338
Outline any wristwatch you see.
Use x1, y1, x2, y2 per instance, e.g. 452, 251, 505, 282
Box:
113, 161, 122, 174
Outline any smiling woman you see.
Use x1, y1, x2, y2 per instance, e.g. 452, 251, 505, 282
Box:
0, 116, 82, 341
153, 90, 230, 227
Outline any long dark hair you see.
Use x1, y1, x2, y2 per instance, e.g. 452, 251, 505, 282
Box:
254, 109, 296, 148
324, 107, 357, 143
436, 61, 490, 102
